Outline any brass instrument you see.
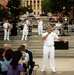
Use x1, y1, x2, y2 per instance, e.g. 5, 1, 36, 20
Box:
7, 24, 10, 31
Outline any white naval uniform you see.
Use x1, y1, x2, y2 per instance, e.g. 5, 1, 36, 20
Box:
26, 20, 30, 26
42, 32, 59, 71
53, 23, 62, 35
55, 23, 62, 29
3, 22, 11, 40
21, 23, 28, 40
37, 20, 43, 35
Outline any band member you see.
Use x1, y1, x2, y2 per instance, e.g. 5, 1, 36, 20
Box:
21, 19, 28, 41
53, 21, 62, 35
41, 26, 66, 72
3, 19, 11, 40
37, 18, 43, 35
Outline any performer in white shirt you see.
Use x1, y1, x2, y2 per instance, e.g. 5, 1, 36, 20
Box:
3, 19, 11, 40
37, 18, 43, 35
26, 18, 31, 26
21, 19, 28, 40
53, 21, 62, 35
41, 26, 66, 72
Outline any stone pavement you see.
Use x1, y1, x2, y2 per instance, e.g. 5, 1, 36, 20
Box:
32, 58, 74, 75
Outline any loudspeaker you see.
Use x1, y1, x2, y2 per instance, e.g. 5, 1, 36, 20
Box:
54, 41, 68, 50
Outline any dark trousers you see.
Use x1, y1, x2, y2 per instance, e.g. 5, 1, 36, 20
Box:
29, 68, 33, 75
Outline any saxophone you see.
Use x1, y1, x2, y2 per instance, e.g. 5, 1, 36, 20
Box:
7, 24, 10, 31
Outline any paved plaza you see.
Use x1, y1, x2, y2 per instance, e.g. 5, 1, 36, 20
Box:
33, 58, 74, 75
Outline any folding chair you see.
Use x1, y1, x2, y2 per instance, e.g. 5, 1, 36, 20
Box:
32, 64, 39, 75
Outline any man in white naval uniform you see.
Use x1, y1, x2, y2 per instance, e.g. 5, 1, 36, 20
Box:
26, 18, 30, 26
41, 26, 66, 72
53, 21, 62, 35
37, 18, 43, 35
3, 19, 11, 40
21, 19, 28, 40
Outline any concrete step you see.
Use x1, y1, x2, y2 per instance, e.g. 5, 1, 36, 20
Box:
0, 38, 74, 49
29, 49, 74, 58
0, 33, 74, 57
0, 30, 4, 36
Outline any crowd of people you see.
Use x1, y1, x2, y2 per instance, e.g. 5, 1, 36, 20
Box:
0, 43, 35, 75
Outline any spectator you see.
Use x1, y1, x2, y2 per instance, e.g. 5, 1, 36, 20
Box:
17, 45, 29, 63
57, 15, 62, 22
23, 44, 34, 75
3, 43, 12, 56
0, 48, 5, 61
17, 45, 29, 75
7, 51, 24, 75
3, 43, 12, 51
0, 48, 5, 74
0, 49, 13, 75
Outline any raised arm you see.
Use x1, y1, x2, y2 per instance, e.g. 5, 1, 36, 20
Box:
42, 33, 49, 40
57, 37, 67, 43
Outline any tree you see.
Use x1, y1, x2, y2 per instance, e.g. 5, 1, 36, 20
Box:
27, 5, 33, 14
7, 0, 21, 16
41, 0, 50, 13
0, 4, 9, 21
42, 0, 74, 15
21, 6, 27, 14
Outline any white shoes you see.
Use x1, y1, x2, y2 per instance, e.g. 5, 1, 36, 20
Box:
41, 69, 56, 73
52, 69, 56, 73
7, 39, 10, 40
4, 39, 10, 41
21, 39, 23, 41
41, 69, 45, 72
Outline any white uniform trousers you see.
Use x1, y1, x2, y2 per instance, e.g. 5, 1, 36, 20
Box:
38, 26, 43, 35
42, 45, 55, 71
4, 29, 10, 40
21, 29, 28, 40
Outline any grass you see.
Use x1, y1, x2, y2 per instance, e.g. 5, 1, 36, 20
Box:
32, 24, 38, 28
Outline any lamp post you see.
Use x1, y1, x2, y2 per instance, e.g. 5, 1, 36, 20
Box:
63, 7, 65, 10
71, 6, 74, 19
72, 6, 74, 19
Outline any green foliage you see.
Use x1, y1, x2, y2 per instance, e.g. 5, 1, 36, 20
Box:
7, 0, 21, 16
41, 0, 50, 13
0, 4, 9, 21
21, 6, 27, 14
32, 24, 38, 28
42, 0, 74, 14
27, 5, 33, 14
7, 0, 33, 16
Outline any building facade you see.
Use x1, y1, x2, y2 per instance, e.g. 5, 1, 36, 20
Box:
0, 0, 43, 15
22, 0, 43, 15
